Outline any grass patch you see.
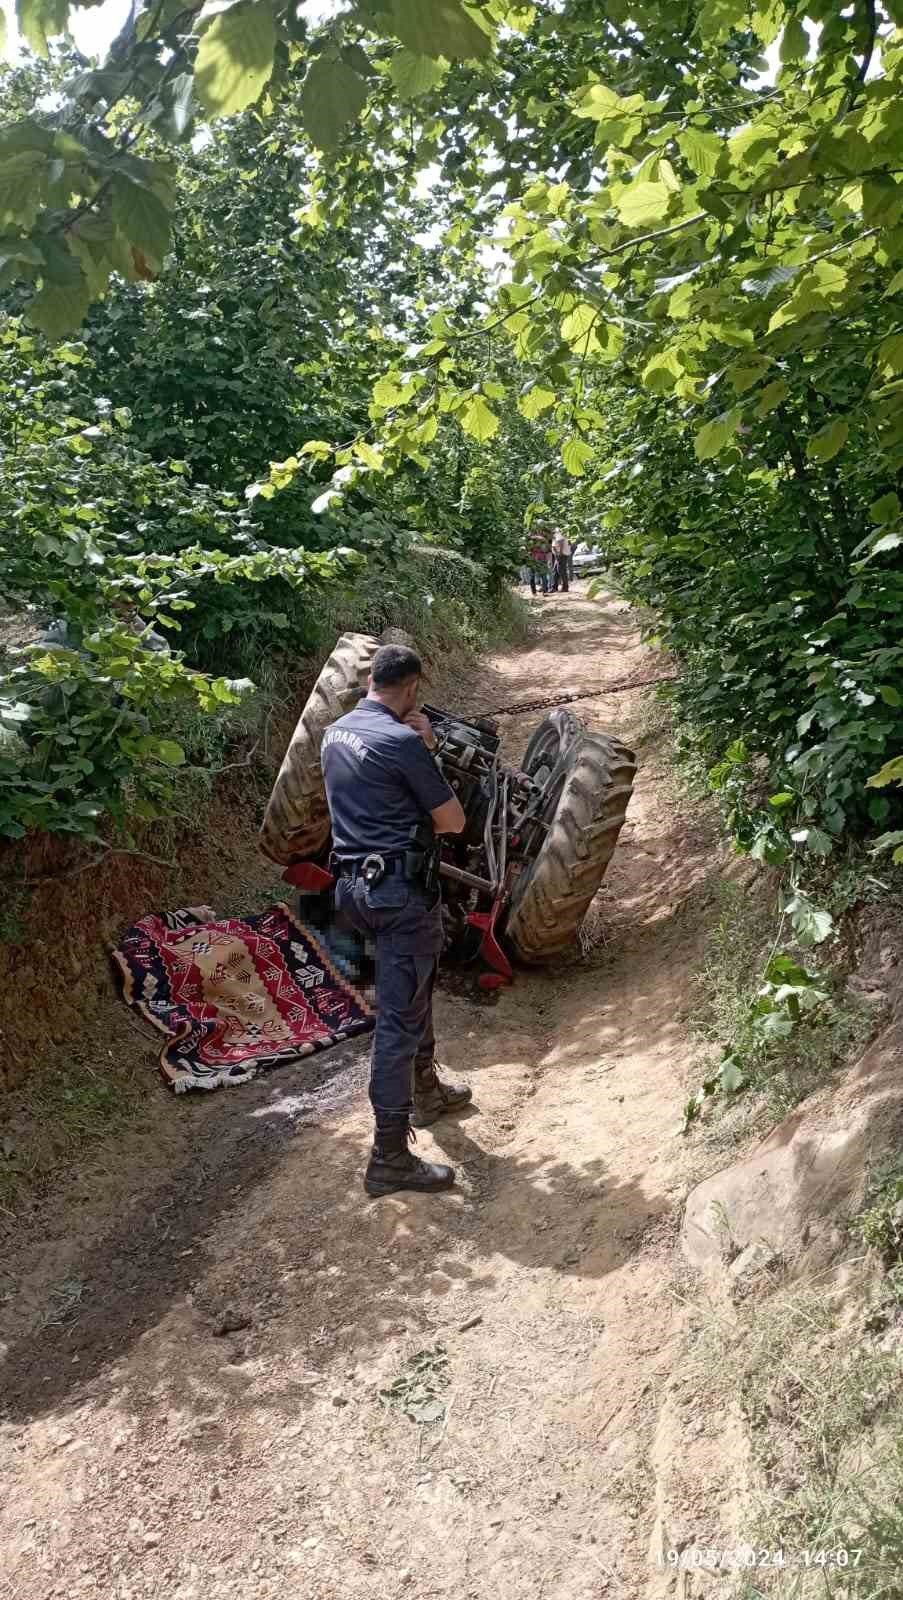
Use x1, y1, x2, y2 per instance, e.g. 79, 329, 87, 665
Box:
685, 1283, 903, 1599
0, 1046, 157, 1217
629, 679, 675, 756
689, 882, 876, 1129
855, 1160, 903, 1342
856, 1159, 903, 1271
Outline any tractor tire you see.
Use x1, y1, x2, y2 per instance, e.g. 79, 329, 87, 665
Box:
259, 632, 379, 866
505, 710, 636, 965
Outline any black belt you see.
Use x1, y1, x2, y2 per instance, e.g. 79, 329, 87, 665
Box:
334, 853, 407, 880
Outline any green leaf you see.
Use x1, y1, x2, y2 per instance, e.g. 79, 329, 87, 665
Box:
756, 379, 789, 417
560, 301, 600, 350
719, 1056, 746, 1093
562, 437, 593, 477
616, 181, 671, 229
0, 233, 43, 275
195, 0, 276, 117
573, 83, 622, 121
372, 374, 405, 407
879, 685, 902, 707
800, 827, 833, 858
805, 417, 848, 464
300, 55, 369, 150
870, 492, 901, 525
25, 274, 92, 338
386, 0, 492, 60
758, 1012, 794, 1041
698, 0, 747, 39
0, 151, 48, 231
353, 440, 384, 470
518, 385, 556, 420
694, 409, 740, 461
154, 739, 186, 768
878, 333, 903, 376
784, 896, 834, 947
642, 347, 684, 394
657, 157, 680, 195
39, 234, 84, 286
458, 393, 498, 442
780, 14, 808, 60
872, 831, 903, 864
596, 322, 624, 363
867, 757, 903, 789
668, 280, 695, 319
768, 792, 796, 810
729, 357, 770, 395
388, 48, 447, 97
15, 0, 68, 57
111, 178, 171, 267
677, 126, 722, 178
765, 954, 810, 985
863, 178, 903, 228
0, 120, 55, 157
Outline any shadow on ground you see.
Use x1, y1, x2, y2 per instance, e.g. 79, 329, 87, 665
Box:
0, 941, 676, 1433
0, 587, 700, 1452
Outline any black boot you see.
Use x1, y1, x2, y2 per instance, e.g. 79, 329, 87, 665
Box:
412, 1061, 474, 1129
364, 1124, 456, 1198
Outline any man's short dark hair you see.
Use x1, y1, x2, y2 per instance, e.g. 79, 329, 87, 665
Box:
371, 644, 422, 688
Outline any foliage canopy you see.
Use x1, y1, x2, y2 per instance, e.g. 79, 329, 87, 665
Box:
2, 0, 903, 850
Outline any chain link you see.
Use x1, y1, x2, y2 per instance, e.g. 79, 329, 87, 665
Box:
482, 672, 678, 720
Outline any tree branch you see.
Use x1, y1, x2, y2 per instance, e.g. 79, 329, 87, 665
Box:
605, 211, 707, 257
853, 0, 879, 94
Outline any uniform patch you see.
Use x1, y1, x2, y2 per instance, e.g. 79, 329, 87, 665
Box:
322, 727, 367, 760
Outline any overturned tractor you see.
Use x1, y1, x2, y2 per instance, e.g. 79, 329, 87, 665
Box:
260, 633, 636, 980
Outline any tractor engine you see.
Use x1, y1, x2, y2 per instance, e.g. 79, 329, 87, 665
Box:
421, 704, 546, 963
422, 705, 499, 847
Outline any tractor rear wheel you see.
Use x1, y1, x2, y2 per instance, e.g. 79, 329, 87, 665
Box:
505, 708, 636, 964
259, 632, 380, 866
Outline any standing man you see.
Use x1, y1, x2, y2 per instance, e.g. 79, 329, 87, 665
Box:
551, 529, 571, 593
322, 644, 471, 1198
524, 529, 549, 596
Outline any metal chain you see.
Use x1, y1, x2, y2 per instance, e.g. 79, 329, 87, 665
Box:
482, 672, 678, 720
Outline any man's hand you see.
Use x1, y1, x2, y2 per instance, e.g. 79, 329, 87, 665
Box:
404, 710, 437, 751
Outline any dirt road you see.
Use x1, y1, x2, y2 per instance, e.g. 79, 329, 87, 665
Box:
0, 589, 729, 1600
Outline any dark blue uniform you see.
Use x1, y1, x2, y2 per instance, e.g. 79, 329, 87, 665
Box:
322, 699, 455, 1127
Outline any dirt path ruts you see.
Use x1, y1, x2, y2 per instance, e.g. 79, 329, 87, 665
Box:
0, 589, 728, 1600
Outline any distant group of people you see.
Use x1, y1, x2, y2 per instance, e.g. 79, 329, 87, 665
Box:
522, 527, 572, 596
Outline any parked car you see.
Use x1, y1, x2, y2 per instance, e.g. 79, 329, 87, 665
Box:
571, 541, 607, 578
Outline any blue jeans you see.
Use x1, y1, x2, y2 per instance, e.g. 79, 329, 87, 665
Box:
334, 874, 443, 1128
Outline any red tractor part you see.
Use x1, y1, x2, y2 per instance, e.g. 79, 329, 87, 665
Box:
281, 861, 335, 891
467, 889, 514, 989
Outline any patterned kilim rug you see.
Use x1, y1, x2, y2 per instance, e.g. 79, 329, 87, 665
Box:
113, 903, 374, 1093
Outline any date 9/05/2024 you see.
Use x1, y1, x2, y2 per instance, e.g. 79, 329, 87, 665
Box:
661, 1547, 864, 1572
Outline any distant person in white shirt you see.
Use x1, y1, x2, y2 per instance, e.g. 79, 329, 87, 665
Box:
550, 530, 571, 593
